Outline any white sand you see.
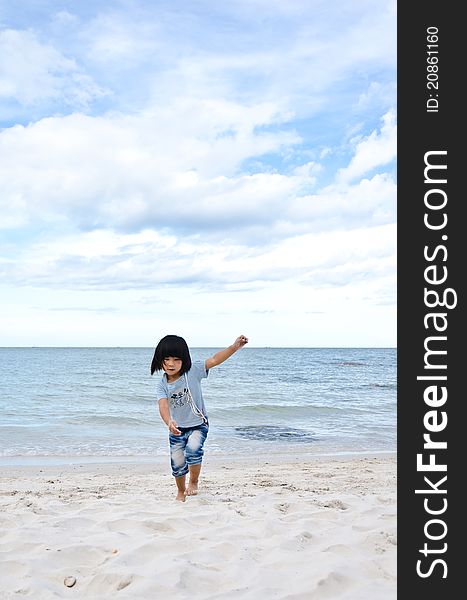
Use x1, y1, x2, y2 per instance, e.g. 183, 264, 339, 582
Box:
0, 454, 396, 599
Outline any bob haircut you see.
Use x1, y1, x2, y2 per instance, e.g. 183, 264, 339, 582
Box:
150, 335, 192, 376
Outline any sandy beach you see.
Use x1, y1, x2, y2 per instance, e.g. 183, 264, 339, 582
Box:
0, 454, 396, 599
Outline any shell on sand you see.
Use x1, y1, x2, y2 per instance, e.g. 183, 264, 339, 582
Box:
64, 576, 76, 588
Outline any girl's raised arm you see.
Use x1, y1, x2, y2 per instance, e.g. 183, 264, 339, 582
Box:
205, 335, 248, 370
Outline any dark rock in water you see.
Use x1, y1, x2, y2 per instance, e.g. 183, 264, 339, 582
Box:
234, 425, 317, 442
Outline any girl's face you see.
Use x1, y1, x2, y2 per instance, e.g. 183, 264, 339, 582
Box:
163, 356, 183, 380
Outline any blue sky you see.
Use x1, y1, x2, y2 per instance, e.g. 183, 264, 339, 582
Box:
0, 0, 396, 347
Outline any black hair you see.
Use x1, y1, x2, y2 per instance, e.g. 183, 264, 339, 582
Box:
150, 334, 192, 376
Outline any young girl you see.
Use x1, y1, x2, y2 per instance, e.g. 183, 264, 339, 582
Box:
151, 334, 248, 501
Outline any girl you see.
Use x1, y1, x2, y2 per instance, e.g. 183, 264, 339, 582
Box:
151, 334, 248, 501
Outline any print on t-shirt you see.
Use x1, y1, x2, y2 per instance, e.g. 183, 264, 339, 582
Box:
170, 388, 188, 408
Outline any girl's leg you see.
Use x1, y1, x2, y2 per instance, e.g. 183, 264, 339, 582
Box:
185, 425, 208, 496
169, 431, 189, 501
175, 474, 187, 502
186, 464, 201, 496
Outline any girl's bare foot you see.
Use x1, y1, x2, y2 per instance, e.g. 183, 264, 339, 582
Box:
176, 491, 186, 502
185, 481, 198, 496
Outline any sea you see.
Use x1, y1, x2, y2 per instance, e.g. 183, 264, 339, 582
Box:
0, 347, 396, 465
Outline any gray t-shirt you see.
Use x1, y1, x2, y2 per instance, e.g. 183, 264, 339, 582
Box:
155, 360, 209, 427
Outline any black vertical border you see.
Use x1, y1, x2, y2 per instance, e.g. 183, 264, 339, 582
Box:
398, 2, 462, 597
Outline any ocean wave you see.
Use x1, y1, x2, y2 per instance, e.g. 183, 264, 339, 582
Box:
210, 403, 366, 416
336, 361, 367, 366
62, 414, 157, 427
0, 445, 168, 458
362, 383, 396, 389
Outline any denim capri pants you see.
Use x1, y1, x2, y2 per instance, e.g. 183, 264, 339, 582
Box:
169, 423, 209, 478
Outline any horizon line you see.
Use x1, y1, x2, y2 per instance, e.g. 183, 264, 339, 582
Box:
0, 345, 397, 349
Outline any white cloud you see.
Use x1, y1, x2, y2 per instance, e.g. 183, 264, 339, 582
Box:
337, 110, 396, 183
52, 11, 79, 27
0, 221, 395, 294
287, 172, 396, 231
0, 103, 395, 240
0, 103, 297, 233
0, 29, 107, 107
81, 12, 163, 66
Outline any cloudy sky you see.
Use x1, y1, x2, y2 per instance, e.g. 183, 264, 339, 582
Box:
0, 0, 396, 348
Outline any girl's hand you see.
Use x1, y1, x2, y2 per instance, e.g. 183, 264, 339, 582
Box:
234, 335, 249, 349
168, 420, 181, 435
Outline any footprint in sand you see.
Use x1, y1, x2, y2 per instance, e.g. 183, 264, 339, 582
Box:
322, 499, 348, 510
322, 543, 354, 557
87, 572, 135, 594
142, 520, 175, 533
275, 502, 290, 514
312, 571, 351, 598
